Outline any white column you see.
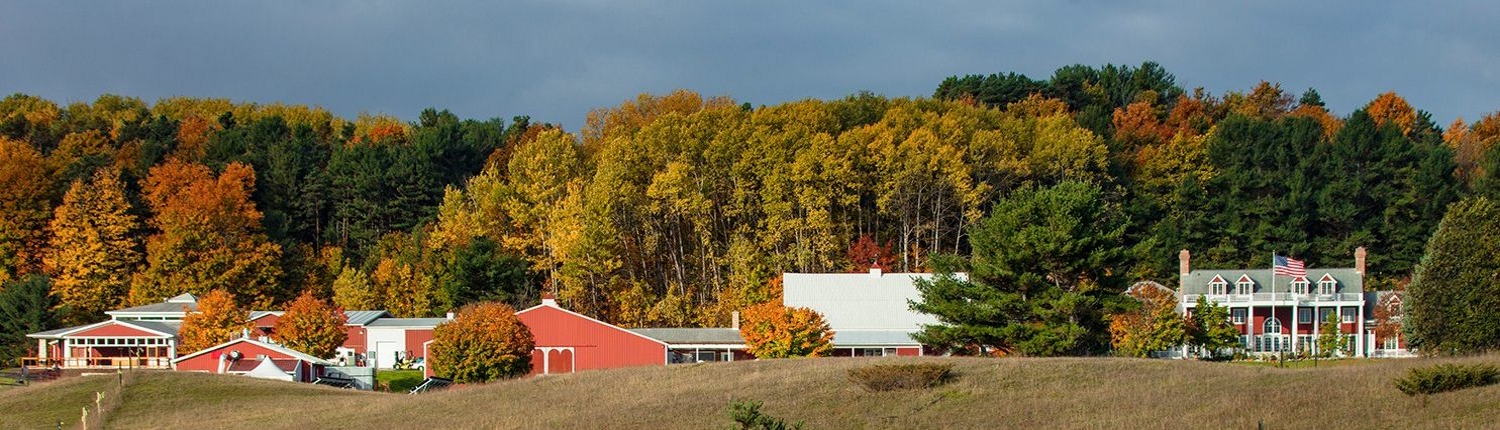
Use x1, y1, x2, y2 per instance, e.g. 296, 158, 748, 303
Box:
63, 339, 72, 360
1247, 305, 1255, 353
1291, 303, 1298, 356
37, 339, 47, 360
1312, 307, 1320, 356
1356, 305, 1365, 357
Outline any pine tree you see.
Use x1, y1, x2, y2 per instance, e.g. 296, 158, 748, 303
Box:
0, 275, 58, 364
44, 169, 141, 325
1405, 197, 1500, 354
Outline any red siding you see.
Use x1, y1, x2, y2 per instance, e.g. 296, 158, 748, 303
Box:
175, 341, 307, 373
516, 304, 666, 375
344, 326, 367, 353
72, 322, 164, 338
895, 347, 922, 357
252, 314, 280, 337
404, 329, 434, 359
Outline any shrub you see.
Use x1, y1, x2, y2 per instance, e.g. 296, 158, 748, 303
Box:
848, 363, 954, 392
1393, 363, 1500, 396
428, 301, 534, 383
726, 400, 803, 430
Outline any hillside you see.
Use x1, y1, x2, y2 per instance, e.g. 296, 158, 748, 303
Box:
3, 356, 1498, 429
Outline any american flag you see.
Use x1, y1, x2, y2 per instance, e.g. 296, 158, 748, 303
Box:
1274, 255, 1306, 278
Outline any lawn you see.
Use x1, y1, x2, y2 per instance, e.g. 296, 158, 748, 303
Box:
375, 369, 424, 393
3, 355, 1499, 429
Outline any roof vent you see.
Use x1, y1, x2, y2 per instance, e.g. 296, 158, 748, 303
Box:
166, 293, 198, 304
870, 262, 882, 277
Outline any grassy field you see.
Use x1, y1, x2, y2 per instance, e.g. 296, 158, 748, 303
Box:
1, 355, 1497, 429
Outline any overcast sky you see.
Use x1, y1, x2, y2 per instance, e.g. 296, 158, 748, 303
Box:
3, 1, 1497, 129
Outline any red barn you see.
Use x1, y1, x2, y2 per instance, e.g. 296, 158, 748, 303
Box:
515, 298, 667, 375
172, 338, 333, 383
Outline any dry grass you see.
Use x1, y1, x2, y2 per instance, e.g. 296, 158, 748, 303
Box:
3, 356, 1499, 429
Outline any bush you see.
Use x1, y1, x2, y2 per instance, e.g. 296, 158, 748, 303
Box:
428, 301, 535, 383
726, 400, 803, 430
1393, 363, 1500, 396
848, 363, 954, 392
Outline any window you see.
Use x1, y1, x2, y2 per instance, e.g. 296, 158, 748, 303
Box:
1341, 307, 1356, 323
1298, 308, 1313, 323
1318, 278, 1337, 294
1291, 278, 1309, 294
1383, 336, 1400, 350
1231, 308, 1247, 324
1210, 280, 1227, 295
1234, 275, 1255, 295
1263, 317, 1282, 335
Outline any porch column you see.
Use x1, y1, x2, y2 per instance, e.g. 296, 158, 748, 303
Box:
37, 339, 47, 360
168, 340, 176, 360
1247, 305, 1255, 352
63, 338, 72, 360
1312, 307, 1320, 356
1356, 305, 1365, 357
1291, 303, 1298, 356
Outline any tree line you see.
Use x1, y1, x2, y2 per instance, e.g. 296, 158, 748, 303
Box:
5, 61, 1500, 362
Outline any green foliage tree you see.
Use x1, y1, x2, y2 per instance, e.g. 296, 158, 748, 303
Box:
436, 237, 534, 311
1317, 310, 1349, 357
0, 275, 58, 364
428, 301, 534, 383
1189, 296, 1240, 358
1406, 197, 1500, 354
913, 181, 1125, 356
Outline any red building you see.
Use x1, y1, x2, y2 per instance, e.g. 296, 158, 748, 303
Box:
172, 338, 333, 382
516, 297, 668, 375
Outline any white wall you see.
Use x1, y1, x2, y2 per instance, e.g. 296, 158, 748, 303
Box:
366, 327, 407, 369
783, 271, 964, 331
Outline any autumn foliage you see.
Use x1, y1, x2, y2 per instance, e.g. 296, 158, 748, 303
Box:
177, 290, 251, 354
1108, 282, 1188, 357
738, 301, 834, 359
428, 301, 534, 383
271, 290, 348, 358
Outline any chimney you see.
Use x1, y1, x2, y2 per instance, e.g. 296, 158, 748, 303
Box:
870, 261, 883, 277
445, 311, 455, 321
731, 311, 740, 330
1176, 248, 1188, 293
241, 328, 250, 340
1355, 247, 1367, 276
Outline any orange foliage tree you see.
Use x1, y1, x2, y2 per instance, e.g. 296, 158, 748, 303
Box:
1108, 282, 1188, 357
428, 301, 534, 383
1366, 91, 1417, 136
177, 290, 251, 354
130, 160, 284, 308
739, 301, 834, 358
271, 290, 348, 358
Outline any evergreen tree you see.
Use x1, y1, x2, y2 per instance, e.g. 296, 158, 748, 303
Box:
44, 169, 142, 325
1405, 197, 1500, 354
0, 275, 58, 364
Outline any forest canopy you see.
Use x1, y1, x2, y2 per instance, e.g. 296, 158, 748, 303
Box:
1, 62, 1496, 353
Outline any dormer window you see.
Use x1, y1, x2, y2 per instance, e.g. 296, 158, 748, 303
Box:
1318, 274, 1337, 295
1235, 275, 1254, 295
1291, 276, 1309, 294
1208, 275, 1227, 295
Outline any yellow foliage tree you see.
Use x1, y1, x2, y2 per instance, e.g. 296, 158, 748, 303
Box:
0, 137, 54, 283
177, 290, 251, 354
272, 290, 348, 358
739, 301, 834, 358
44, 169, 141, 324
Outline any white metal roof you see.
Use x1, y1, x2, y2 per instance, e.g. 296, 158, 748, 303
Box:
782, 270, 964, 332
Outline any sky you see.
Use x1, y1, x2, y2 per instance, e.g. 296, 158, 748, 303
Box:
3, 1, 1498, 130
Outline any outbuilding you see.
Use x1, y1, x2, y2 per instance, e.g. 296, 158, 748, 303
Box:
172, 338, 333, 383
516, 297, 668, 375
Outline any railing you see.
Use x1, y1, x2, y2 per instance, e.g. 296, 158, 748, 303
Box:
20, 357, 171, 369
1201, 293, 1363, 304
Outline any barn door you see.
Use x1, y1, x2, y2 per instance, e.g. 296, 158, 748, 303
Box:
547, 349, 573, 374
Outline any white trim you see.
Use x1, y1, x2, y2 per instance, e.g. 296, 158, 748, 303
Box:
28, 319, 176, 339
171, 337, 334, 366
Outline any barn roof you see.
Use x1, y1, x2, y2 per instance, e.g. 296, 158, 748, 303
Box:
27, 319, 180, 339
366, 318, 446, 328
831, 330, 920, 347
630, 328, 744, 345
171, 337, 334, 366
344, 310, 391, 326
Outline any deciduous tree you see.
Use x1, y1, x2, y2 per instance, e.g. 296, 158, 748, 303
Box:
1108, 283, 1188, 357
428, 301, 534, 383
1317, 311, 1349, 357
177, 290, 251, 354
271, 290, 348, 358
45, 169, 141, 324
739, 301, 834, 358
1188, 295, 1239, 358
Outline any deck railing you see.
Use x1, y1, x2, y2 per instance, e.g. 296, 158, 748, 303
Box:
1202, 293, 1363, 304
19, 357, 171, 369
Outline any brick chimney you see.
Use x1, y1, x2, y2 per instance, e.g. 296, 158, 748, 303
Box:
1354, 246, 1367, 276
1178, 249, 1191, 293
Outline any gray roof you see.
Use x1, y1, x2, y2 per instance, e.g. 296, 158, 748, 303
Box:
107, 300, 197, 315
344, 310, 391, 326
831, 330, 920, 347
28, 319, 181, 339
630, 328, 744, 345
121, 320, 182, 336
29, 325, 80, 338
1181, 268, 1362, 295
366, 317, 446, 328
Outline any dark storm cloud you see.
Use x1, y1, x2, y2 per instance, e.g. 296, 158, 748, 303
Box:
3, 1, 1497, 128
